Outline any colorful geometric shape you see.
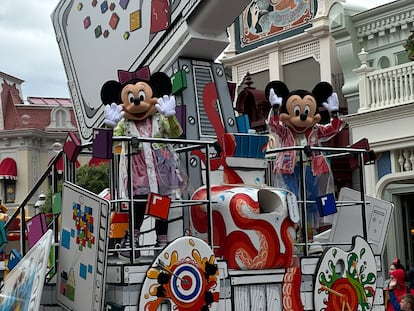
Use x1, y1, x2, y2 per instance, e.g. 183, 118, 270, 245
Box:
316, 193, 337, 217
130, 10, 141, 31
0, 222, 7, 251
171, 69, 187, 95
80, 263, 87, 279
95, 25, 102, 38
119, 0, 129, 10
123, 31, 130, 40
8, 248, 22, 270
103, 29, 110, 38
109, 12, 119, 30
83, 16, 91, 29
100, 1, 108, 13
145, 193, 171, 220
109, 2, 116, 11
62, 229, 71, 249
26, 213, 48, 249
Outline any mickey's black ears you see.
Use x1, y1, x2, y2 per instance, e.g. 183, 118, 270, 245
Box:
101, 80, 122, 105
312, 82, 333, 106
150, 72, 172, 97
265, 80, 290, 101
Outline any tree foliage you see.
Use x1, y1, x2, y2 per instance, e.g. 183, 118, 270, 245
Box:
40, 163, 110, 214
76, 163, 110, 194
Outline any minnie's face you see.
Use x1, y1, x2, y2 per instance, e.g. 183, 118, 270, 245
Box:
280, 94, 321, 133
120, 81, 158, 121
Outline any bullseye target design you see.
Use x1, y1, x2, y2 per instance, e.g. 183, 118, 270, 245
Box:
326, 278, 358, 310
313, 236, 377, 311
170, 263, 204, 304
139, 236, 220, 311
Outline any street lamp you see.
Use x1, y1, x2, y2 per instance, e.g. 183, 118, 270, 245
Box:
34, 193, 46, 213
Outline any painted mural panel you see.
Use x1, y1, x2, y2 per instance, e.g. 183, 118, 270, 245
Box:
236, 0, 316, 52
0, 230, 53, 311
56, 182, 110, 311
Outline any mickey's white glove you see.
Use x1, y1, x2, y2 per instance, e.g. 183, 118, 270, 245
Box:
322, 92, 339, 113
104, 103, 124, 127
156, 95, 176, 117
269, 88, 283, 108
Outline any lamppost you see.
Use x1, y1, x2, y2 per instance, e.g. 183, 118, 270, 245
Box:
34, 193, 46, 214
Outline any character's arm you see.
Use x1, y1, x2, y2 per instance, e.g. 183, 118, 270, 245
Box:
266, 88, 285, 136
322, 92, 339, 118
388, 290, 401, 311
156, 95, 177, 118
104, 103, 124, 128
156, 95, 183, 138
317, 92, 346, 140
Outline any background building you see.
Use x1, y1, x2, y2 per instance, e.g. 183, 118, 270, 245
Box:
0, 71, 76, 217
222, 0, 414, 271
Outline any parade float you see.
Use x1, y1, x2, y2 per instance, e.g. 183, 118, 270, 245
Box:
0, 1, 394, 310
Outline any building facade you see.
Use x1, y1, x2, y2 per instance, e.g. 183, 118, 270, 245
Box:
222, 0, 414, 270
0, 71, 76, 217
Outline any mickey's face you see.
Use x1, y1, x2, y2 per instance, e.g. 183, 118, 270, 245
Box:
120, 81, 158, 121
280, 94, 321, 134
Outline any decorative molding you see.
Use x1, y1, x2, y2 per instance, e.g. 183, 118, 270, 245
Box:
282, 41, 320, 65
236, 55, 269, 85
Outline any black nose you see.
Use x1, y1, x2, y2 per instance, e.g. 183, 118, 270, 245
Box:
300, 113, 307, 121
133, 98, 140, 105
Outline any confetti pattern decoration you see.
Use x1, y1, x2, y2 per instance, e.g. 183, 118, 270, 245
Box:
139, 236, 220, 311
77, 0, 148, 40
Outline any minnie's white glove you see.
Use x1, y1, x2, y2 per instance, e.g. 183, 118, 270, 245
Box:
269, 88, 283, 108
104, 103, 124, 127
156, 95, 176, 117
322, 92, 339, 113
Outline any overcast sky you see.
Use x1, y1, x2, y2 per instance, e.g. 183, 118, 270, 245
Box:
0, 0, 396, 99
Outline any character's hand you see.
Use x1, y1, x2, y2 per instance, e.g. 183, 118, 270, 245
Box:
389, 278, 397, 289
269, 88, 282, 108
104, 103, 124, 127
156, 95, 176, 117
322, 92, 339, 113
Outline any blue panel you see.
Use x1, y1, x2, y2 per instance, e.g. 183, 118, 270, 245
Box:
377, 151, 391, 180
62, 229, 71, 249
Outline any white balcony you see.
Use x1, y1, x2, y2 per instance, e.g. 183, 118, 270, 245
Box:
356, 56, 414, 113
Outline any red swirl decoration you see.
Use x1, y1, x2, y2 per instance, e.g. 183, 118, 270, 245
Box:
325, 278, 358, 311
225, 193, 294, 269
190, 186, 295, 270
282, 267, 304, 311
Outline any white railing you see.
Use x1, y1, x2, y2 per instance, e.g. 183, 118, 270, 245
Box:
395, 148, 414, 173
355, 50, 414, 112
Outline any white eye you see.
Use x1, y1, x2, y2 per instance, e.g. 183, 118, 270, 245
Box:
128, 92, 134, 104
304, 104, 311, 115
293, 105, 301, 116
138, 90, 146, 102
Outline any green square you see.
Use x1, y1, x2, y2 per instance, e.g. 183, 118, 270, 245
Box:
53, 192, 62, 214
171, 69, 187, 95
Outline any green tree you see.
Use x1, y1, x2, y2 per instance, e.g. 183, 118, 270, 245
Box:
40, 163, 110, 214
76, 163, 110, 194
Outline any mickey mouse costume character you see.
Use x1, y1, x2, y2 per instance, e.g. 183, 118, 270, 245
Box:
265, 80, 346, 239
101, 66, 186, 261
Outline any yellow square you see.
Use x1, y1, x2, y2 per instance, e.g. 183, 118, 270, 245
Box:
130, 10, 141, 32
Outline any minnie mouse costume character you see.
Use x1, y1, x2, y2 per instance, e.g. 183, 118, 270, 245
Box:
265, 81, 346, 239
101, 66, 186, 261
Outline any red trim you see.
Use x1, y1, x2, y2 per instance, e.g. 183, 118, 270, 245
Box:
49, 156, 80, 173
0, 158, 17, 180
88, 157, 109, 167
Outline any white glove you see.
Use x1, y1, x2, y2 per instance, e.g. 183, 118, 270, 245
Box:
104, 103, 124, 127
322, 92, 339, 113
156, 95, 176, 117
269, 88, 283, 108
